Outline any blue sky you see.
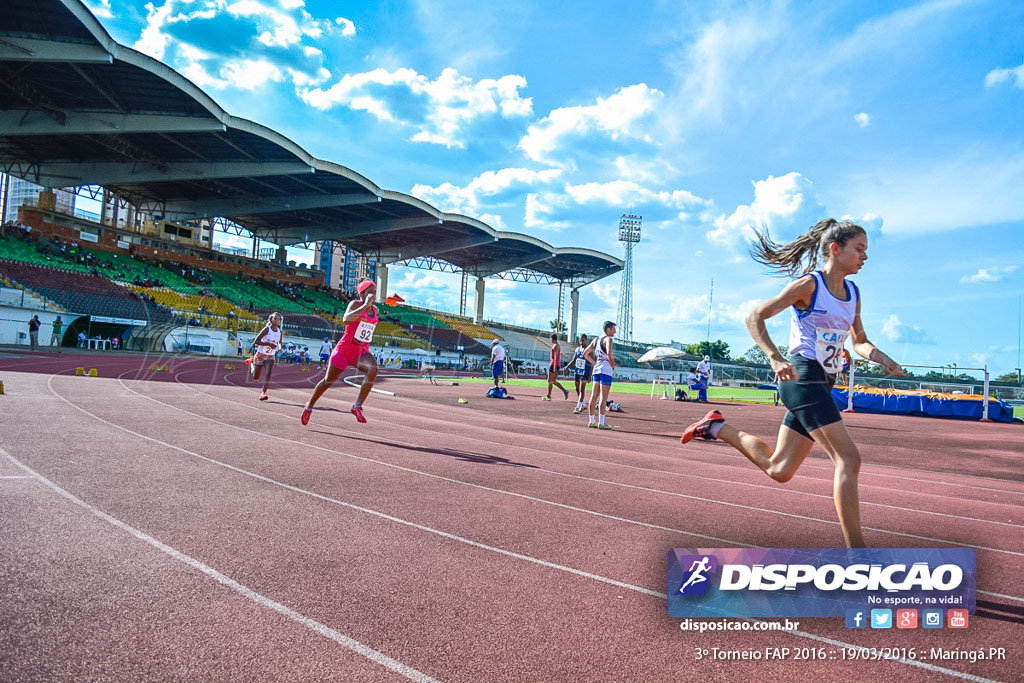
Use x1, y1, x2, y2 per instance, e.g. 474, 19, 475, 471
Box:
84, 0, 1024, 376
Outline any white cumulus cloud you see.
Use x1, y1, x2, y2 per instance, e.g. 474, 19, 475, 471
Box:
524, 192, 572, 230
854, 112, 871, 127
84, 0, 113, 18
411, 168, 562, 216
880, 314, 931, 344
300, 67, 532, 148
985, 61, 1024, 89
518, 84, 663, 167
960, 265, 1018, 284
707, 172, 826, 247
133, 0, 354, 91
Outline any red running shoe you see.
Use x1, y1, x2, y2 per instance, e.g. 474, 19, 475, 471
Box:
259, 391, 268, 401
301, 407, 312, 425
244, 357, 253, 366
680, 409, 725, 444
351, 406, 367, 423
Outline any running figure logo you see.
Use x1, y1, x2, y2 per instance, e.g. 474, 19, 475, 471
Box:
676, 555, 718, 595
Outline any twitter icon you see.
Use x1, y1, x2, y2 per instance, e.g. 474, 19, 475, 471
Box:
871, 609, 893, 629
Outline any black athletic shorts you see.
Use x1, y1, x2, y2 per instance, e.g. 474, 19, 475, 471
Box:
779, 355, 842, 440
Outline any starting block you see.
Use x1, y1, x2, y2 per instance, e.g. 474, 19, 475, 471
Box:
76, 367, 85, 376
225, 363, 235, 370
301, 366, 309, 372
152, 364, 168, 372
88, 368, 98, 377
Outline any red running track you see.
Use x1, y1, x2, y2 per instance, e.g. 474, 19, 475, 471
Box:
0, 350, 1022, 682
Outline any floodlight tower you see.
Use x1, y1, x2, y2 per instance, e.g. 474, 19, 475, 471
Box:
616, 213, 641, 341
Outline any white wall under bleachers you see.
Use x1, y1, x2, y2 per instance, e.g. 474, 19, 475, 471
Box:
0, 306, 81, 346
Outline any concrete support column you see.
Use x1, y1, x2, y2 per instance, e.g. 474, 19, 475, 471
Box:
276, 244, 287, 263
569, 288, 580, 343
474, 277, 485, 324
376, 263, 389, 298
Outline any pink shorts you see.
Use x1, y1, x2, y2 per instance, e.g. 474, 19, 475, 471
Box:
329, 344, 369, 371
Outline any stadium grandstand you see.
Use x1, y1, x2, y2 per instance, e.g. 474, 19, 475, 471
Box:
0, 0, 631, 368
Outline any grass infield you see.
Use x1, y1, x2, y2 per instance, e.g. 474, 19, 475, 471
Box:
437, 376, 779, 404
432, 375, 1024, 418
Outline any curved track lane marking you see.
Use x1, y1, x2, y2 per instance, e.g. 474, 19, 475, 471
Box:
42, 374, 999, 683
381, 379, 1024, 493
219, 362, 1024, 495
119, 370, 1024, 595
180, 366, 1024, 532
212, 362, 1024, 509
1, 445, 439, 683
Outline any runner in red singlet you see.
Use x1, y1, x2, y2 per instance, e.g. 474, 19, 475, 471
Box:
300, 279, 380, 424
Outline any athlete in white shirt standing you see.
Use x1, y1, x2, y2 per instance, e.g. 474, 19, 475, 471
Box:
317, 337, 332, 370
583, 321, 617, 430
679, 219, 903, 548
490, 339, 507, 389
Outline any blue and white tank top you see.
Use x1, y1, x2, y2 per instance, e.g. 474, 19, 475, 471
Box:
572, 347, 592, 374
788, 271, 858, 375
592, 335, 613, 376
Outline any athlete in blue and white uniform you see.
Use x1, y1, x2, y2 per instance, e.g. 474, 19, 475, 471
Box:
318, 336, 332, 370
583, 321, 617, 430
565, 334, 593, 414
679, 219, 903, 548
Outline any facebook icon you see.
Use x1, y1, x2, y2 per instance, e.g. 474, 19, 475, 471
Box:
845, 609, 867, 629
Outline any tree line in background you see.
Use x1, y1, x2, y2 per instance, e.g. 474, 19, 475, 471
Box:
542, 325, 1023, 385
683, 340, 1023, 386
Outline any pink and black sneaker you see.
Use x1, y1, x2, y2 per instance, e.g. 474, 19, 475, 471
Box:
301, 407, 312, 425
351, 406, 367, 423
259, 391, 268, 401
680, 410, 725, 444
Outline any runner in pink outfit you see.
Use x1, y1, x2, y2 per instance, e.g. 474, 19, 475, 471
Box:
301, 279, 379, 424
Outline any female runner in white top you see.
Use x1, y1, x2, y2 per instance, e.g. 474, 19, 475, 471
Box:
248, 312, 283, 401
679, 219, 903, 548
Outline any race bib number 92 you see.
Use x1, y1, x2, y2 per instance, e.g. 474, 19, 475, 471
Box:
354, 320, 376, 344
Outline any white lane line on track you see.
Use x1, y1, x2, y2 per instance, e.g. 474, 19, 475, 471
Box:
1, 448, 439, 683
333, 397, 1024, 525
119, 371, 1024, 590
379, 380, 1024, 494
162, 372, 1024, 605
211, 363, 1024, 499
172, 370, 1024, 541
41, 377, 999, 683
0, 475, 33, 479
